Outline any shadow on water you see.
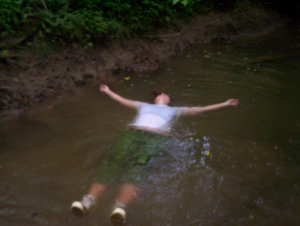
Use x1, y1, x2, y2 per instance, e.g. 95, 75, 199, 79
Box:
0, 27, 299, 225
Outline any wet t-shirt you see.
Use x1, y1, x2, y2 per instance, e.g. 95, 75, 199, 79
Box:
131, 102, 187, 132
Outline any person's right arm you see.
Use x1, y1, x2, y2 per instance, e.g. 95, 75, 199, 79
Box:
99, 84, 136, 109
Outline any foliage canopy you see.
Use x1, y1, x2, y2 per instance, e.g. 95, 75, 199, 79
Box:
0, 0, 254, 46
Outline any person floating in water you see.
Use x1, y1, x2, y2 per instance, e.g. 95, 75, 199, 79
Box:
71, 84, 239, 224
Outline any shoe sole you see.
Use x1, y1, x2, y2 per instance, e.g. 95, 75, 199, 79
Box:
110, 208, 126, 224
71, 202, 86, 216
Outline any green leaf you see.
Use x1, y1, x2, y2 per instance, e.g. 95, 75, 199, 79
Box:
182, 0, 189, 6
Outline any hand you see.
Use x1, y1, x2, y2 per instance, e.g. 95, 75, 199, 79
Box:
225, 99, 239, 106
99, 84, 110, 93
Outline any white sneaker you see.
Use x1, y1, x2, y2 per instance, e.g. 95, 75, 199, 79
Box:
71, 194, 96, 215
110, 207, 126, 224
71, 201, 86, 215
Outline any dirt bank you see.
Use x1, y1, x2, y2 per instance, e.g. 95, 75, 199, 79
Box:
0, 8, 287, 119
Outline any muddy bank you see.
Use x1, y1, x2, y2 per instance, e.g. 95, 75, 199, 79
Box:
0, 8, 287, 119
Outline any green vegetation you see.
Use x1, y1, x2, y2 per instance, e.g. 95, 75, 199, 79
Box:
0, 0, 255, 47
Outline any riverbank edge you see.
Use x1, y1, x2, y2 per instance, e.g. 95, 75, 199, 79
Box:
0, 7, 287, 119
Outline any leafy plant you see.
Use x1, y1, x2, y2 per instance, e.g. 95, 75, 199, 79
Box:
0, 0, 257, 46
0, 0, 35, 38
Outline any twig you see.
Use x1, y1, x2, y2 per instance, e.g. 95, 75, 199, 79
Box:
142, 29, 184, 38
40, 0, 48, 10
6, 54, 53, 67
0, 53, 29, 59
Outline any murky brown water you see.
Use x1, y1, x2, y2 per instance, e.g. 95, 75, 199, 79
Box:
1, 27, 299, 226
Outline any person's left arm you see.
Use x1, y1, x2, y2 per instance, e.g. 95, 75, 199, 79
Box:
183, 99, 239, 115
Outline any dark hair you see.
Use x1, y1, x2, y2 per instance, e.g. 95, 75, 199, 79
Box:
151, 89, 174, 105
152, 89, 163, 97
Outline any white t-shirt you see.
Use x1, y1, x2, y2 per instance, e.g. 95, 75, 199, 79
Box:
131, 101, 187, 132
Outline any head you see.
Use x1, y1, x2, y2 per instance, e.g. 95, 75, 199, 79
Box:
153, 92, 171, 105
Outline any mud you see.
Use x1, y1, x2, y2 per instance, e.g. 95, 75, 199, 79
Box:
0, 8, 287, 119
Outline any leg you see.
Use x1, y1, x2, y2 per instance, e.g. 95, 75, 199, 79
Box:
111, 183, 139, 224
71, 131, 139, 217
71, 183, 107, 215
88, 183, 107, 198
117, 183, 139, 205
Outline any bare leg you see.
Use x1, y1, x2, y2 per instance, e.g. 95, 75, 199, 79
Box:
71, 183, 107, 215
116, 183, 139, 205
111, 183, 139, 223
88, 183, 107, 198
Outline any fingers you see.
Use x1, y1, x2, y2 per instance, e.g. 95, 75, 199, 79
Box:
226, 99, 239, 106
99, 84, 109, 92
231, 99, 239, 106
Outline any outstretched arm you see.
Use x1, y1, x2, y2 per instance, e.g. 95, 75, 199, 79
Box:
184, 99, 239, 115
99, 84, 136, 109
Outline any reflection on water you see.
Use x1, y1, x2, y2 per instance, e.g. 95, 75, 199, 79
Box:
1, 27, 300, 225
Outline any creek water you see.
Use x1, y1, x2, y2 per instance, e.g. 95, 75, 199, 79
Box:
0, 26, 299, 226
